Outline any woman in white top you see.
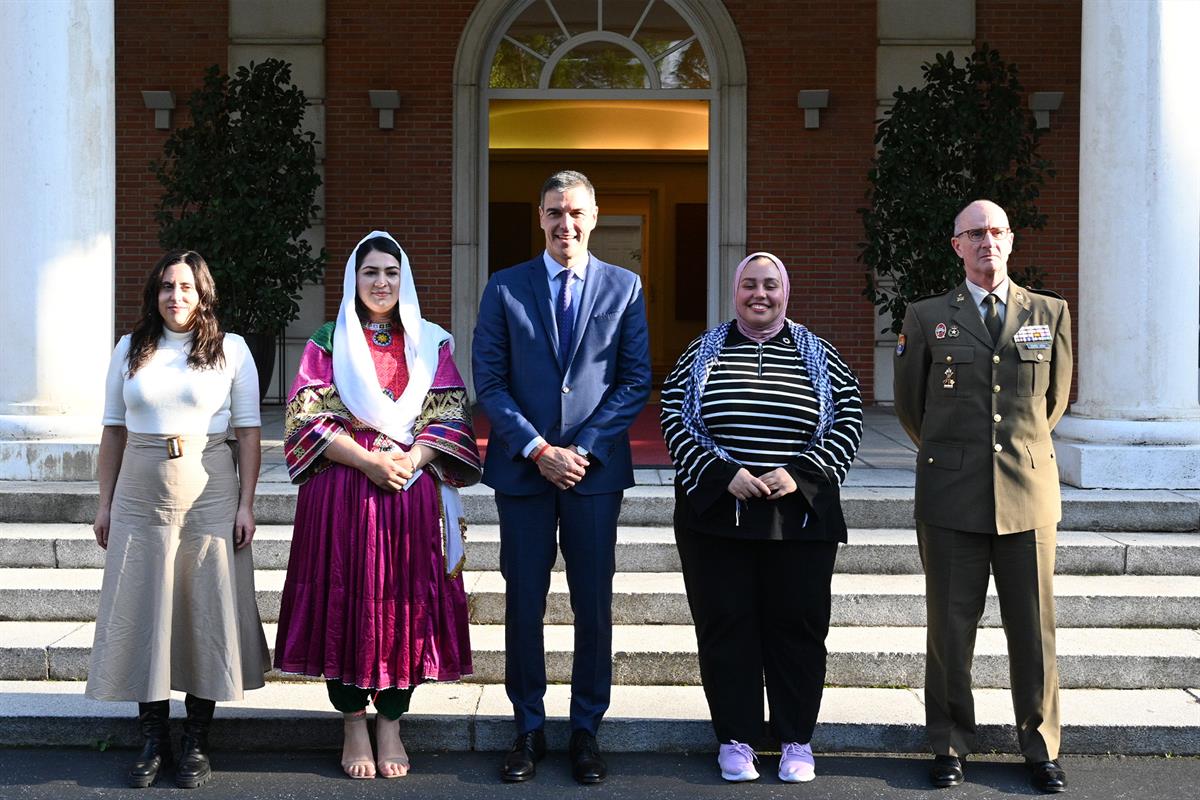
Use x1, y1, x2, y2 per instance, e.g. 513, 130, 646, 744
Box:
87, 251, 270, 790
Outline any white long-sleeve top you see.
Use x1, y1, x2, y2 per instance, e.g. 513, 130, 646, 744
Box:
102, 328, 261, 433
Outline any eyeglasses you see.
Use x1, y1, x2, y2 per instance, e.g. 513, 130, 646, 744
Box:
954, 227, 1012, 242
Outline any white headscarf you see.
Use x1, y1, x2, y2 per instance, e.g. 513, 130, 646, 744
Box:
331, 230, 451, 445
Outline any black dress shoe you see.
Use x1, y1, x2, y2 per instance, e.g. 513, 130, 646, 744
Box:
501, 729, 546, 782
929, 754, 964, 788
1027, 760, 1068, 793
568, 729, 607, 785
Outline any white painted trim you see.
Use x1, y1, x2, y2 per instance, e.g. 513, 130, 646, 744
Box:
451, 0, 747, 393
540, 31, 661, 90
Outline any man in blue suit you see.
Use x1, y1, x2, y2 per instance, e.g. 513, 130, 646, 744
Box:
473, 170, 651, 785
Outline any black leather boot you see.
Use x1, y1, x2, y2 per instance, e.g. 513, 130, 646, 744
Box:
175, 695, 215, 789
128, 700, 172, 788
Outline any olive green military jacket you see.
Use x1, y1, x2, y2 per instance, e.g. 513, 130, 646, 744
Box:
893, 281, 1072, 534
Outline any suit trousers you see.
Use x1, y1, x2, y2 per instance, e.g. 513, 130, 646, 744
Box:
917, 523, 1060, 761
675, 526, 838, 745
496, 488, 621, 736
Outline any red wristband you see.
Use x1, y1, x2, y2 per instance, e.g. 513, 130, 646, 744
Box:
531, 443, 551, 463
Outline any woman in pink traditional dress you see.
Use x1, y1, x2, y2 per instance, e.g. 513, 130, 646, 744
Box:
274, 231, 481, 780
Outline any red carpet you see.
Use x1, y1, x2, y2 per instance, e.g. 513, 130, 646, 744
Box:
472, 403, 672, 468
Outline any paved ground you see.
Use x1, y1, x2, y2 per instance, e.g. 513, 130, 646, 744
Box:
0, 749, 1196, 799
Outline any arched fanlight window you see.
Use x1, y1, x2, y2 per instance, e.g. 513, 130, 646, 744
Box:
490, 0, 711, 90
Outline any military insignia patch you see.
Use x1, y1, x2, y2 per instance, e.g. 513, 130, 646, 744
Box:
943, 366, 956, 389
935, 323, 947, 339
948, 325, 960, 338
896, 334, 906, 356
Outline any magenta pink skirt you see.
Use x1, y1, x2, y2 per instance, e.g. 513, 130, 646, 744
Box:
273, 449, 472, 689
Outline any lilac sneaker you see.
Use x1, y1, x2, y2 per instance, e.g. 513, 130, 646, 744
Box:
778, 741, 815, 782
717, 740, 759, 782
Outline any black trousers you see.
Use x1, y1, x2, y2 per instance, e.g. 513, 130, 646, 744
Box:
675, 526, 838, 745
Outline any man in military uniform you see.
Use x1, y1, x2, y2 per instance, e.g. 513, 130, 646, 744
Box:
893, 199, 1072, 794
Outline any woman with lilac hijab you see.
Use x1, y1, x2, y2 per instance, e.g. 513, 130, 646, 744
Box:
660, 252, 863, 783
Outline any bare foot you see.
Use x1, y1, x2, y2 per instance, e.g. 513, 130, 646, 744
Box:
341, 710, 376, 779
374, 715, 410, 778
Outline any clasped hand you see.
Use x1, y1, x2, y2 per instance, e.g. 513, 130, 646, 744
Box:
363, 448, 416, 492
727, 467, 797, 501
536, 446, 589, 490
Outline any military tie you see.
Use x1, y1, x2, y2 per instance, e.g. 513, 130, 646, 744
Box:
984, 293, 1002, 345
556, 268, 574, 367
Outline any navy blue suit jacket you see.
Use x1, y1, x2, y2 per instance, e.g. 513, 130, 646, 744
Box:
472, 254, 652, 496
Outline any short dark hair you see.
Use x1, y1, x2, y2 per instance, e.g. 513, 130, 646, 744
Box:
353, 235, 405, 327
539, 170, 595, 208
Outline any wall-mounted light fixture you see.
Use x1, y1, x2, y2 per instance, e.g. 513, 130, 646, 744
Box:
1029, 92, 1063, 130
368, 90, 402, 129
141, 90, 176, 130
796, 90, 830, 130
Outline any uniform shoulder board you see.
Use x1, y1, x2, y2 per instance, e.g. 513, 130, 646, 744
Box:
1027, 287, 1065, 301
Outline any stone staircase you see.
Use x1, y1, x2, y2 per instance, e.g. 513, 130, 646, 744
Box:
1, 473, 1198, 755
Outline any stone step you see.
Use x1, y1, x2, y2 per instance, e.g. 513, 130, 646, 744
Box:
5, 524, 1198, 576
3, 482, 1198, 531
6, 621, 1197, 690
465, 571, 1200, 628
2, 568, 1198, 628
1, 681, 1195, 755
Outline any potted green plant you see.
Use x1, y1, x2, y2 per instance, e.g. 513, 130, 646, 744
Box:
154, 58, 325, 394
861, 46, 1054, 333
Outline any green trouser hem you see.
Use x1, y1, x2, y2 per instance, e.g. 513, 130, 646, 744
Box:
325, 680, 415, 721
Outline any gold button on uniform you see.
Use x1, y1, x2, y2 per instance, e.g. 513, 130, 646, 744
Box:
927, 457, 934, 464
993, 414, 1002, 422
945, 355, 953, 363
994, 444, 1002, 452
992, 355, 1000, 364
993, 385, 1001, 393
562, 386, 571, 394
1037, 353, 1045, 361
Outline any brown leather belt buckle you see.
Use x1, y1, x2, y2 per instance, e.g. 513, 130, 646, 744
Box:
166, 436, 184, 459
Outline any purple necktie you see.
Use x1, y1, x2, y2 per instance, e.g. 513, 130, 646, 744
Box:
556, 268, 574, 367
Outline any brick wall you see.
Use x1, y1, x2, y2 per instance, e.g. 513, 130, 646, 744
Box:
323, 0, 477, 327
976, 0, 1082, 297
724, 0, 880, 394
977, 0, 1082, 378
114, 0, 229, 336
113, 0, 1083, 401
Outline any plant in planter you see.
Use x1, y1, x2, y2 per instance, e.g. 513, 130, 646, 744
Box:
861, 46, 1054, 334
154, 58, 325, 393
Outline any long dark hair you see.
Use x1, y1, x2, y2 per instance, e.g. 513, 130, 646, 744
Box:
352, 236, 404, 328
126, 250, 226, 377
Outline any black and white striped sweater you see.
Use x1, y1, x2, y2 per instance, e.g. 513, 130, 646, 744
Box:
660, 324, 863, 540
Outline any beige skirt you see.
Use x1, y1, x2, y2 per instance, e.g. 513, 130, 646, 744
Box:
86, 432, 270, 702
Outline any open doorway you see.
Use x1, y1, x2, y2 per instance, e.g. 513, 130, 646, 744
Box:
488, 99, 709, 380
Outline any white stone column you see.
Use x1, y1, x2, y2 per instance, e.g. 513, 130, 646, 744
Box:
1055, 0, 1200, 489
0, 0, 115, 480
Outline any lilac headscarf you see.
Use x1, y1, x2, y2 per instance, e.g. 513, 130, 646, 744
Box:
733, 251, 790, 343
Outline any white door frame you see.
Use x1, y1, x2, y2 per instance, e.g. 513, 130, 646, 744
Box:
450, 0, 747, 391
